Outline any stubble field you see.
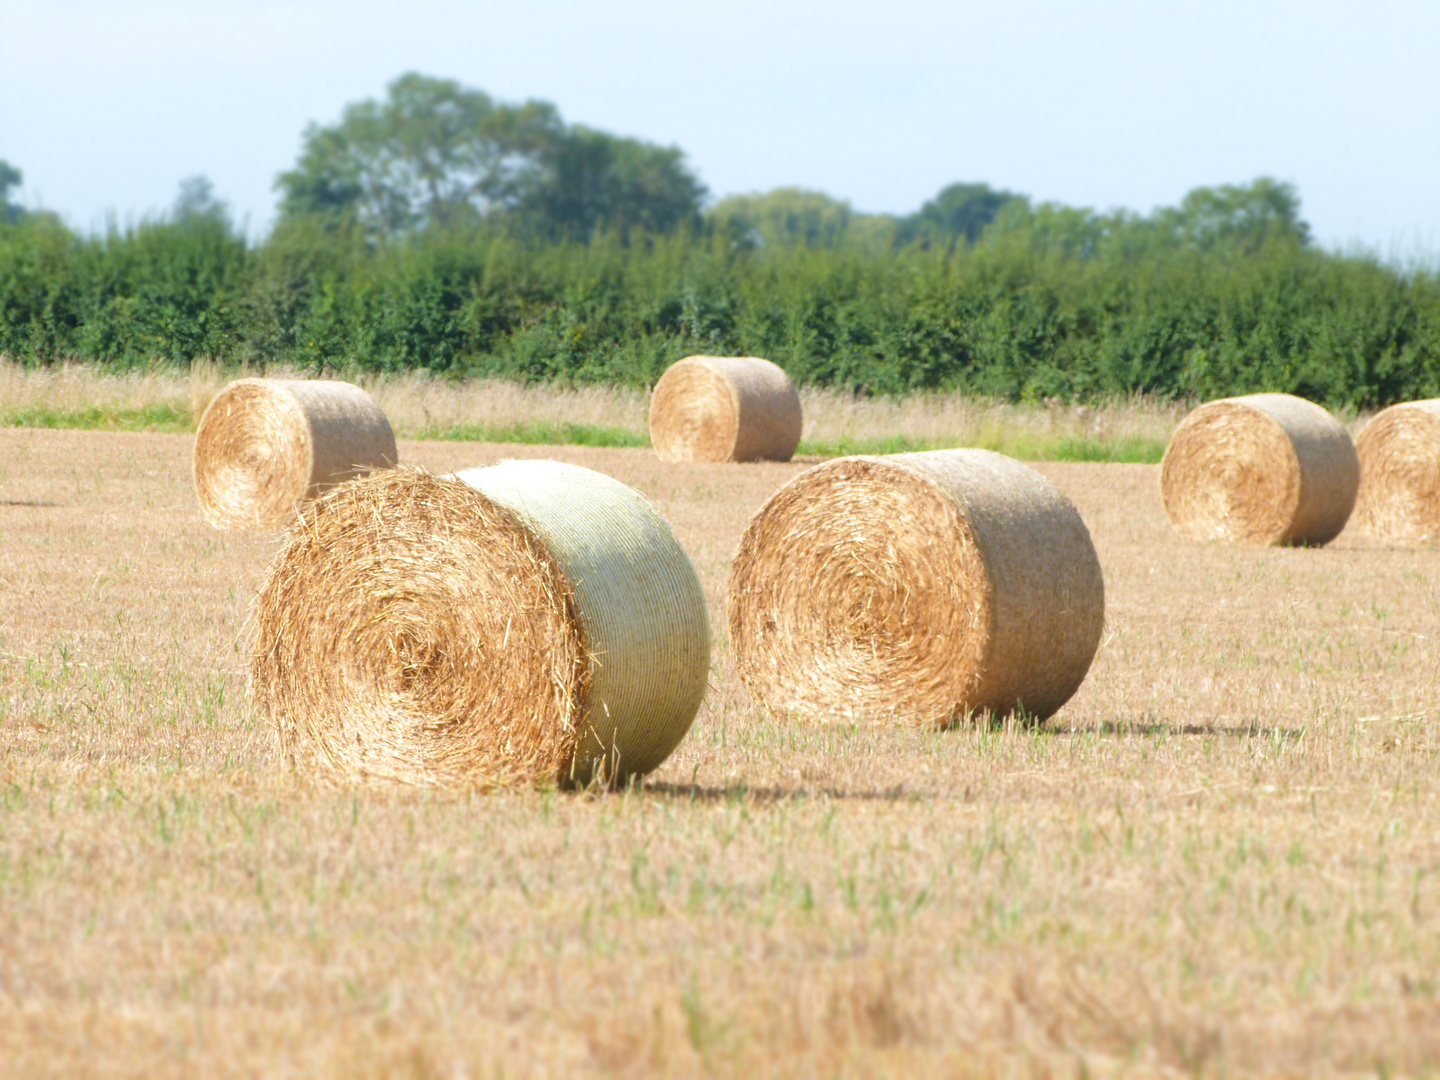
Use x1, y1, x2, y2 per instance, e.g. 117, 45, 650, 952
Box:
1, 427, 1439, 1077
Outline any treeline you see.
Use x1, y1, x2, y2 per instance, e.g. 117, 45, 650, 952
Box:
1, 73, 1438, 406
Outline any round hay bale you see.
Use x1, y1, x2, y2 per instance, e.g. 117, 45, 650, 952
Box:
1353, 399, 1440, 543
649, 355, 802, 463
726, 449, 1105, 727
193, 378, 397, 529
1160, 393, 1358, 546
250, 460, 711, 789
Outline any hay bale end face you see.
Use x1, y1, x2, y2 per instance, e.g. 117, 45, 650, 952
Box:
649, 355, 802, 463
250, 461, 710, 789
1354, 399, 1440, 543
193, 378, 397, 529
1160, 393, 1358, 546
726, 449, 1105, 727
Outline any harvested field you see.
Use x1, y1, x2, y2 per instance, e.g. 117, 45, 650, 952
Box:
2, 429, 1440, 1076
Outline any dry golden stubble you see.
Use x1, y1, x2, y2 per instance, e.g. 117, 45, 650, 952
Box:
1354, 400, 1440, 544
250, 460, 711, 790
193, 378, 397, 530
727, 449, 1105, 727
1160, 393, 1358, 546
649, 355, 802, 463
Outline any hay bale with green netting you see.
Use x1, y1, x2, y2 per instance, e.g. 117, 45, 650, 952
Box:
193, 378, 396, 529
250, 460, 711, 789
1353, 399, 1440, 543
649, 355, 802, 463
726, 448, 1105, 727
1160, 393, 1358, 546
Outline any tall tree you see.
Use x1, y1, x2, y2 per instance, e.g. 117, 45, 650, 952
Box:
277, 73, 564, 233
173, 175, 230, 226
519, 126, 705, 240
897, 182, 1021, 247
1160, 177, 1310, 250
0, 160, 24, 224
708, 188, 854, 249
275, 73, 704, 239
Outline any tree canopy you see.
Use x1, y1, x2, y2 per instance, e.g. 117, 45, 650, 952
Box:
275, 73, 704, 240
1158, 177, 1310, 251
708, 188, 856, 249
173, 175, 230, 227
896, 182, 1023, 247
0, 160, 25, 225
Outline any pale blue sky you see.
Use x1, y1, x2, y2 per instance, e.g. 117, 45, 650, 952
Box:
2, 0, 1436, 251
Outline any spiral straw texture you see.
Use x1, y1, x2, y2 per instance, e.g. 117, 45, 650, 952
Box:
1353, 399, 1440, 543
649, 355, 803, 463
727, 449, 1105, 727
250, 461, 710, 789
193, 378, 397, 529
1160, 393, 1358, 546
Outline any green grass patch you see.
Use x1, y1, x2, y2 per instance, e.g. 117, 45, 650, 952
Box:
415, 420, 649, 448
5, 403, 193, 434
797, 434, 932, 457
800, 433, 1166, 463
1037, 436, 1167, 464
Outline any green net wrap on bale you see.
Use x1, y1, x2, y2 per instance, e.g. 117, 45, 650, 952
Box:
726, 449, 1105, 727
250, 461, 711, 789
649, 355, 802, 463
1354, 400, 1440, 544
1160, 393, 1358, 546
194, 378, 397, 530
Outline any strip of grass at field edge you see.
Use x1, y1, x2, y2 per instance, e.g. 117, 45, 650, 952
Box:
1, 406, 1167, 462
798, 434, 1167, 463
5, 403, 193, 434
415, 421, 648, 448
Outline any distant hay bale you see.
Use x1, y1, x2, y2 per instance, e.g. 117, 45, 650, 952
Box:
649, 355, 802, 462
193, 378, 397, 529
1353, 399, 1440, 543
1160, 393, 1358, 546
726, 449, 1105, 727
250, 461, 711, 789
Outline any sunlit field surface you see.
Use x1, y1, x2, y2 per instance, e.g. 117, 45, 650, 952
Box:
2, 428, 1438, 1077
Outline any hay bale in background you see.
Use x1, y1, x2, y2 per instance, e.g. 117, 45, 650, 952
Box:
1160, 393, 1358, 546
250, 461, 710, 789
727, 449, 1104, 727
193, 378, 396, 530
649, 355, 802, 463
1353, 399, 1440, 543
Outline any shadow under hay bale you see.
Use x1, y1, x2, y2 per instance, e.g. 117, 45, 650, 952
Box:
249, 461, 711, 790
726, 449, 1105, 727
649, 355, 802, 463
1354, 399, 1440, 544
1160, 393, 1358, 546
193, 378, 397, 530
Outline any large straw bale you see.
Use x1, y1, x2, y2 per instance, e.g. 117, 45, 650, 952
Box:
193, 378, 396, 529
250, 461, 710, 789
727, 449, 1105, 727
1353, 399, 1440, 543
1160, 393, 1358, 546
649, 355, 802, 462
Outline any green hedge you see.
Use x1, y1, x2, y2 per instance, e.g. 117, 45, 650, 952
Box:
2, 212, 1437, 408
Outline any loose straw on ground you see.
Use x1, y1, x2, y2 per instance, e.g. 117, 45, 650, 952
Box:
193, 378, 397, 529
727, 449, 1105, 727
1160, 393, 1358, 546
649, 355, 802, 462
1354, 399, 1440, 543
249, 461, 711, 789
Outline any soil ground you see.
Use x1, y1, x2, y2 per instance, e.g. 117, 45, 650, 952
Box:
2, 430, 1438, 1077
